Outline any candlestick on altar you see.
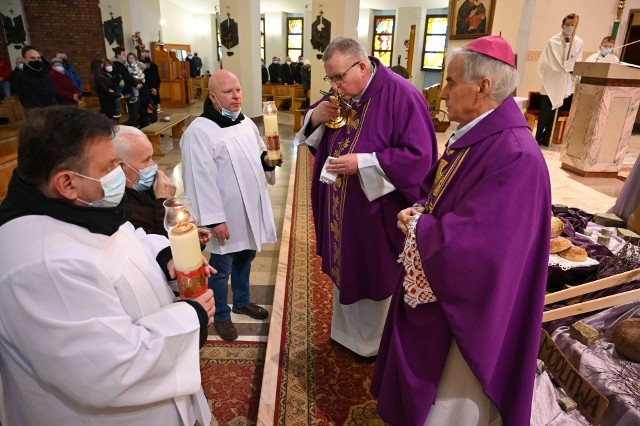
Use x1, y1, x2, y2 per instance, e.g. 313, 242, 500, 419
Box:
263, 101, 280, 161
163, 196, 208, 298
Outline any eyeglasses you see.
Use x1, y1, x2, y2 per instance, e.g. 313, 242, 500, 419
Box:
323, 61, 360, 84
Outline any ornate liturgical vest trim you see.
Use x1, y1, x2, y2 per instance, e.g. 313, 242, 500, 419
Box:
326, 100, 370, 284
401, 146, 472, 307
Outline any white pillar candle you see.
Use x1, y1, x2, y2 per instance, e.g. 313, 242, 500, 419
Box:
263, 101, 281, 161
168, 222, 202, 272
264, 114, 278, 135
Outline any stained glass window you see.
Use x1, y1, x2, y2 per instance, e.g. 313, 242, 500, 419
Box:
260, 18, 265, 62
372, 16, 394, 67
422, 15, 448, 70
215, 14, 222, 62
287, 18, 303, 60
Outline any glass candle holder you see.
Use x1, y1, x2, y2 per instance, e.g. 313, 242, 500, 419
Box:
263, 101, 280, 161
163, 196, 207, 298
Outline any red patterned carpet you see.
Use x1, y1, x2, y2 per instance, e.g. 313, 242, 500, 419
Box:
274, 147, 383, 425
200, 341, 266, 425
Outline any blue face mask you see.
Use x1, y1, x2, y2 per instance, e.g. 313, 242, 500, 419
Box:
213, 94, 241, 121
72, 166, 126, 207
125, 161, 158, 191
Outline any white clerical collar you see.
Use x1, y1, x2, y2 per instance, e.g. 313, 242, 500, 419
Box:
447, 109, 494, 148
352, 61, 376, 104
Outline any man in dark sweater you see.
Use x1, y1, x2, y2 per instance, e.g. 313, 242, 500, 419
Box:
16, 45, 61, 109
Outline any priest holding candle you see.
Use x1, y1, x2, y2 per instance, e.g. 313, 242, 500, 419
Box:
181, 70, 282, 341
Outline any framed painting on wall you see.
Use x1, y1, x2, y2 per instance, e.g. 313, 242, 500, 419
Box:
449, 0, 496, 39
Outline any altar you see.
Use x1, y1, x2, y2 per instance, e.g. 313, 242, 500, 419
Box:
560, 62, 640, 177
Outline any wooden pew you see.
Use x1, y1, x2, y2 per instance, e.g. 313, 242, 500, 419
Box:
262, 83, 274, 102
272, 85, 294, 110
0, 135, 18, 157
291, 86, 307, 112
0, 152, 17, 201
0, 99, 25, 122
141, 113, 190, 155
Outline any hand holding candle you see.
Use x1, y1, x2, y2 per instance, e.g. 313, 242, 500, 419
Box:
163, 196, 208, 298
263, 101, 281, 162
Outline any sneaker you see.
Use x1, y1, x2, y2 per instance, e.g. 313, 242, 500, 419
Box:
128, 96, 138, 104
232, 303, 269, 320
113, 113, 121, 118
213, 319, 238, 341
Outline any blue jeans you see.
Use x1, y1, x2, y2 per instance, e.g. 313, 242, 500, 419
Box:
208, 249, 256, 321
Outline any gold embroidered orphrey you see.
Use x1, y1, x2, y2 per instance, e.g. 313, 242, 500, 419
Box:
327, 101, 371, 284
426, 146, 471, 213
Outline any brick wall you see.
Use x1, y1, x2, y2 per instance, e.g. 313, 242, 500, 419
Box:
21, 0, 105, 92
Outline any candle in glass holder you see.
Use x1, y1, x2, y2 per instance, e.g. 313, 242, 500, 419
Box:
263, 101, 280, 161
164, 197, 208, 298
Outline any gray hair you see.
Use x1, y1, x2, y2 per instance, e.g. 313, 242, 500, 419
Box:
322, 37, 369, 63
447, 48, 519, 102
112, 125, 148, 162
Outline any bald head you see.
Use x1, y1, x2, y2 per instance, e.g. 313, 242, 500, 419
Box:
112, 126, 150, 162
208, 70, 243, 113
113, 126, 155, 189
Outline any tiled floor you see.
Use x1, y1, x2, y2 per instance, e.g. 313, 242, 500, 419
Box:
155, 100, 637, 344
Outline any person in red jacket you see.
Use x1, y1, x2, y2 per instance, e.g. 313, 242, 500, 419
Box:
48, 57, 80, 105
0, 57, 12, 99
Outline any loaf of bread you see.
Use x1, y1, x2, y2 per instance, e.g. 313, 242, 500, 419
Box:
550, 237, 572, 253
558, 245, 588, 262
551, 216, 564, 239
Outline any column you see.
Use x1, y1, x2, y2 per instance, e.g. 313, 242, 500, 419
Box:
309, 0, 360, 105
219, 0, 261, 117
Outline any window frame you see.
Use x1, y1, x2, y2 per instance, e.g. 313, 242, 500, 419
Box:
371, 15, 395, 67
421, 14, 448, 71
260, 17, 266, 62
286, 17, 303, 60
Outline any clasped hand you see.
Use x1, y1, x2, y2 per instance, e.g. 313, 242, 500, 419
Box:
397, 206, 425, 235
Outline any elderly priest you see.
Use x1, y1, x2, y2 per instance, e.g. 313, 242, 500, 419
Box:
372, 36, 552, 425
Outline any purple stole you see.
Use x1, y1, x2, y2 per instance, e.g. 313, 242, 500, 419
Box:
324, 101, 371, 283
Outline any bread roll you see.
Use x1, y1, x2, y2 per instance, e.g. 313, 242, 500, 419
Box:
551, 217, 564, 238
550, 237, 572, 253
558, 245, 588, 262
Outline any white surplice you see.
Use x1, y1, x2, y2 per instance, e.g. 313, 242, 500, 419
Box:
0, 218, 210, 426
181, 117, 277, 255
538, 33, 584, 109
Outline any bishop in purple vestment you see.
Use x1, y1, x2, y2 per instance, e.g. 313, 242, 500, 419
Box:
294, 37, 437, 356
371, 36, 551, 425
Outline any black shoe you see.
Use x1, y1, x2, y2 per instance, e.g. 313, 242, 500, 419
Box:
213, 319, 238, 341
232, 303, 269, 320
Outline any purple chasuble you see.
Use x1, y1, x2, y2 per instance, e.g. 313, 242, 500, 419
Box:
309, 56, 437, 303
371, 97, 551, 425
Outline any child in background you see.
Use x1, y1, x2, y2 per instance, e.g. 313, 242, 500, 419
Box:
126, 52, 145, 103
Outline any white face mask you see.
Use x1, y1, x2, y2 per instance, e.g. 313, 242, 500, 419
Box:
72, 166, 126, 208
105, 65, 113, 72
562, 25, 574, 36
600, 47, 613, 56
53, 65, 65, 73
